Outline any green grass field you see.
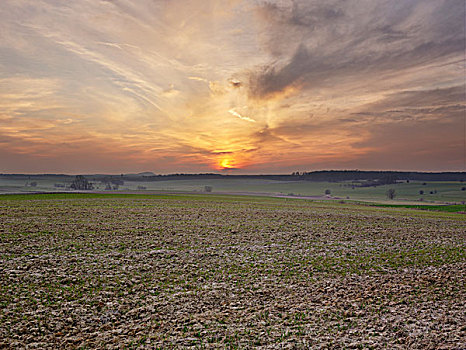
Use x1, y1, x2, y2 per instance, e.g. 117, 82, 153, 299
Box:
0, 193, 464, 348
1, 177, 465, 204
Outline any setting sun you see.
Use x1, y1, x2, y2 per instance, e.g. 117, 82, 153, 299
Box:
219, 158, 235, 170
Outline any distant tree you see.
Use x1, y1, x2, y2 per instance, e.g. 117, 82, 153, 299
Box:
386, 188, 396, 200
380, 174, 397, 185
204, 186, 213, 193
325, 189, 331, 195
70, 175, 93, 190
419, 190, 424, 195
422, 182, 427, 186
461, 187, 466, 191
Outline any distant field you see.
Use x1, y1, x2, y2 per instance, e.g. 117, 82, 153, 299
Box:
0, 193, 464, 348
0, 176, 465, 204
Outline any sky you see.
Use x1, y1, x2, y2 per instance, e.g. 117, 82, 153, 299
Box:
0, 0, 465, 174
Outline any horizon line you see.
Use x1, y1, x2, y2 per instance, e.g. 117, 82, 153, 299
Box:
1, 170, 465, 177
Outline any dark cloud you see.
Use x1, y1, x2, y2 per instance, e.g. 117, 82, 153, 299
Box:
288, 3, 344, 28
248, 0, 465, 99
376, 25, 409, 43
228, 79, 242, 88
211, 151, 234, 155
261, 1, 345, 29
248, 44, 310, 98
252, 125, 294, 145
355, 86, 465, 119
254, 0, 346, 56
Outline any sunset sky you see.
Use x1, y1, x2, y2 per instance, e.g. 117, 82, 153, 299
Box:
0, 0, 465, 174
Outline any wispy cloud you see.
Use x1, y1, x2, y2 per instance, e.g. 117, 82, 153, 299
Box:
188, 76, 209, 83
228, 108, 256, 123
0, 0, 463, 172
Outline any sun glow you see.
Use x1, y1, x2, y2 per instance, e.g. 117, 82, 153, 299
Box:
219, 158, 235, 169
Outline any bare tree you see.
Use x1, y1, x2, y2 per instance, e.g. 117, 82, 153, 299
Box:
70, 175, 94, 190
386, 188, 396, 200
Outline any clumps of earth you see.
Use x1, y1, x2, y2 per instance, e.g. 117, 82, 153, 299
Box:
0, 196, 464, 348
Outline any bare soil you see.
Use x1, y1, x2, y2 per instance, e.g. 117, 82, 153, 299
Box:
0, 195, 464, 348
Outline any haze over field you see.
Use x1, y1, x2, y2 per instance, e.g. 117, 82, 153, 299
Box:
0, 0, 465, 174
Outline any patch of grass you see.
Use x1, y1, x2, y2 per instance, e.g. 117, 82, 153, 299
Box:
369, 203, 466, 213
0, 192, 283, 204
